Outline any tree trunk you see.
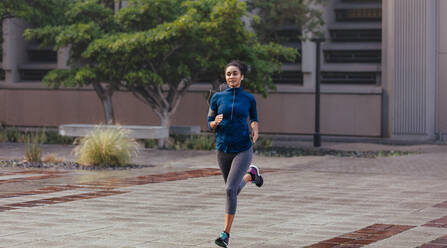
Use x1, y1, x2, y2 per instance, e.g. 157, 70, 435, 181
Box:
127, 80, 192, 148
114, 0, 123, 12
102, 94, 115, 125
93, 82, 116, 125
158, 111, 171, 148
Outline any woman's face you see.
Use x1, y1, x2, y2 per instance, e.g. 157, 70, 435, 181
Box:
225, 66, 244, 88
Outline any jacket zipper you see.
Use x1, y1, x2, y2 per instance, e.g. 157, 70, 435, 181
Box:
231, 89, 235, 120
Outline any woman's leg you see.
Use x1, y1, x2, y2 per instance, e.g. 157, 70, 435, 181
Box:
223, 147, 253, 233
235, 174, 252, 195
217, 150, 235, 183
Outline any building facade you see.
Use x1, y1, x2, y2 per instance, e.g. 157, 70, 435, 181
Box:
0, 0, 445, 142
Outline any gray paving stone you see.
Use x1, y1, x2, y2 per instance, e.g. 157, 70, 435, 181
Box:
2, 143, 447, 247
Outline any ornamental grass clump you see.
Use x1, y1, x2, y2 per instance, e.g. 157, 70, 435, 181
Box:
25, 132, 45, 162
74, 126, 138, 167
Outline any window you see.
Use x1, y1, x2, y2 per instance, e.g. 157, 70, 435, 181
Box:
335, 8, 382, 22
27, 49, 57, 63
341, 0, 381, 2
273, 71, 303, 84
330, 29, 381, 42
324, 50, 381, 63
321, 72, 379, 85
19, 69, 51, 81
270, 29, 302, 43
0, 23, 2, 62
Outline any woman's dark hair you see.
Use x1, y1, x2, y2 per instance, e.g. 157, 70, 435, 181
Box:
225, 60, 249, 76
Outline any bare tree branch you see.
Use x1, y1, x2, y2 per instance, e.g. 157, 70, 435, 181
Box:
156, 85, 169, 110
92, 82, 106, 100
161, 44, 183, 65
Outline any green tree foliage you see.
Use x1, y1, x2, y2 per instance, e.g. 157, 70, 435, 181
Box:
24, 0, 119, 124
247, 0, 326, 43
23, 0, 310, 148
0, 0, 69, 25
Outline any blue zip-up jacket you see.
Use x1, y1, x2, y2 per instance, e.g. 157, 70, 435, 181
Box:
207, 86, 258, 153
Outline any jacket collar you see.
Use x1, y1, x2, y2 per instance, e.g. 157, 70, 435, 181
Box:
225, 85, 243, 92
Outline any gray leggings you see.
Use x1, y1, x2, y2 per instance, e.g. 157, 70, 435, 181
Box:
217, 147, 253, 214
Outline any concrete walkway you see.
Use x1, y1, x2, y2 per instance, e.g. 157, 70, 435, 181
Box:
0, 142, 447, 247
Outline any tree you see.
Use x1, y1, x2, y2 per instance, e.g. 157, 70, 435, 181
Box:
23, 0, 320, 148
0, 0, 70, 71
200, 0, 326, 97
23, 0, 121, 124
83, 0, 297, 147
0, 0, 69, 25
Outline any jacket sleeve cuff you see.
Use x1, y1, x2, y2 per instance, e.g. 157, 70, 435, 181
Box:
208, 121, 213, 131
249, 119, 258, 124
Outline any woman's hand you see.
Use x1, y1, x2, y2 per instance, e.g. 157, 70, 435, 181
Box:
215, 114, 223, 124
210, 114, 223, 129
250, 121, 259, 144
252, 130, 259, 144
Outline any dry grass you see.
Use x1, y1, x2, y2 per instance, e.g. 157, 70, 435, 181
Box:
24, 132, 44, 162
42, 153, 65, 163
74, 126, 138, 167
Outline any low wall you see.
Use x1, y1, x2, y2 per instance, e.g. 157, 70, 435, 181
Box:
0, 88, 382, 136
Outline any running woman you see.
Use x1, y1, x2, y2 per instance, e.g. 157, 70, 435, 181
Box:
208, 60, 264, 247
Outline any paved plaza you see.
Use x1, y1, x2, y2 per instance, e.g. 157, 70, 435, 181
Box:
1, 142, 447, 247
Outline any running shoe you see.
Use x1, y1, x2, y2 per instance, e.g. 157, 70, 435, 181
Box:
248, 164, 263, 187
215, 231, 229, 247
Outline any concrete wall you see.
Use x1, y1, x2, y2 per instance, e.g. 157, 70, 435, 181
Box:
382, 0, 437, 141
437, 0, 447, 140
2, 18, 28, 83
0, 88, 382, 136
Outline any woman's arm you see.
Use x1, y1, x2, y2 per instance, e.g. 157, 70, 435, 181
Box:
250, 121, 259, 144
249, 95, 259, 144
207, 94, 220, 131
210, 114, 223, 130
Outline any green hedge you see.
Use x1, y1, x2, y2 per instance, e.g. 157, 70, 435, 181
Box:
0, 127, 75, 144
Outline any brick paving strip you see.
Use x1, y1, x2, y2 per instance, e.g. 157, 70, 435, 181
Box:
433, 200, 447, 208
79, 168, 223, 188
421, 200, 447, 228
0, 170, 65, 184
0, 170, 82, 208
417, 235, 447, 248
0, 168, 278, 212
2, 190, 129, 210
423, 216, 447, 228
74, 168, 276, 189
304, 224, 415, 248
0, 185, 82, 199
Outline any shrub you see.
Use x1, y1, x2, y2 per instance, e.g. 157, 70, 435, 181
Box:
169, 134, 215, 150
254, 137, 273, 149
142, 139, 158, 149
6, 127, 23, 143
44, 130, 75, 144
187, 135, 215, 150
25, 132, 45, 162
0, 130, 6, 142
0, 126, 75, 144
74, 126, 138, 167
